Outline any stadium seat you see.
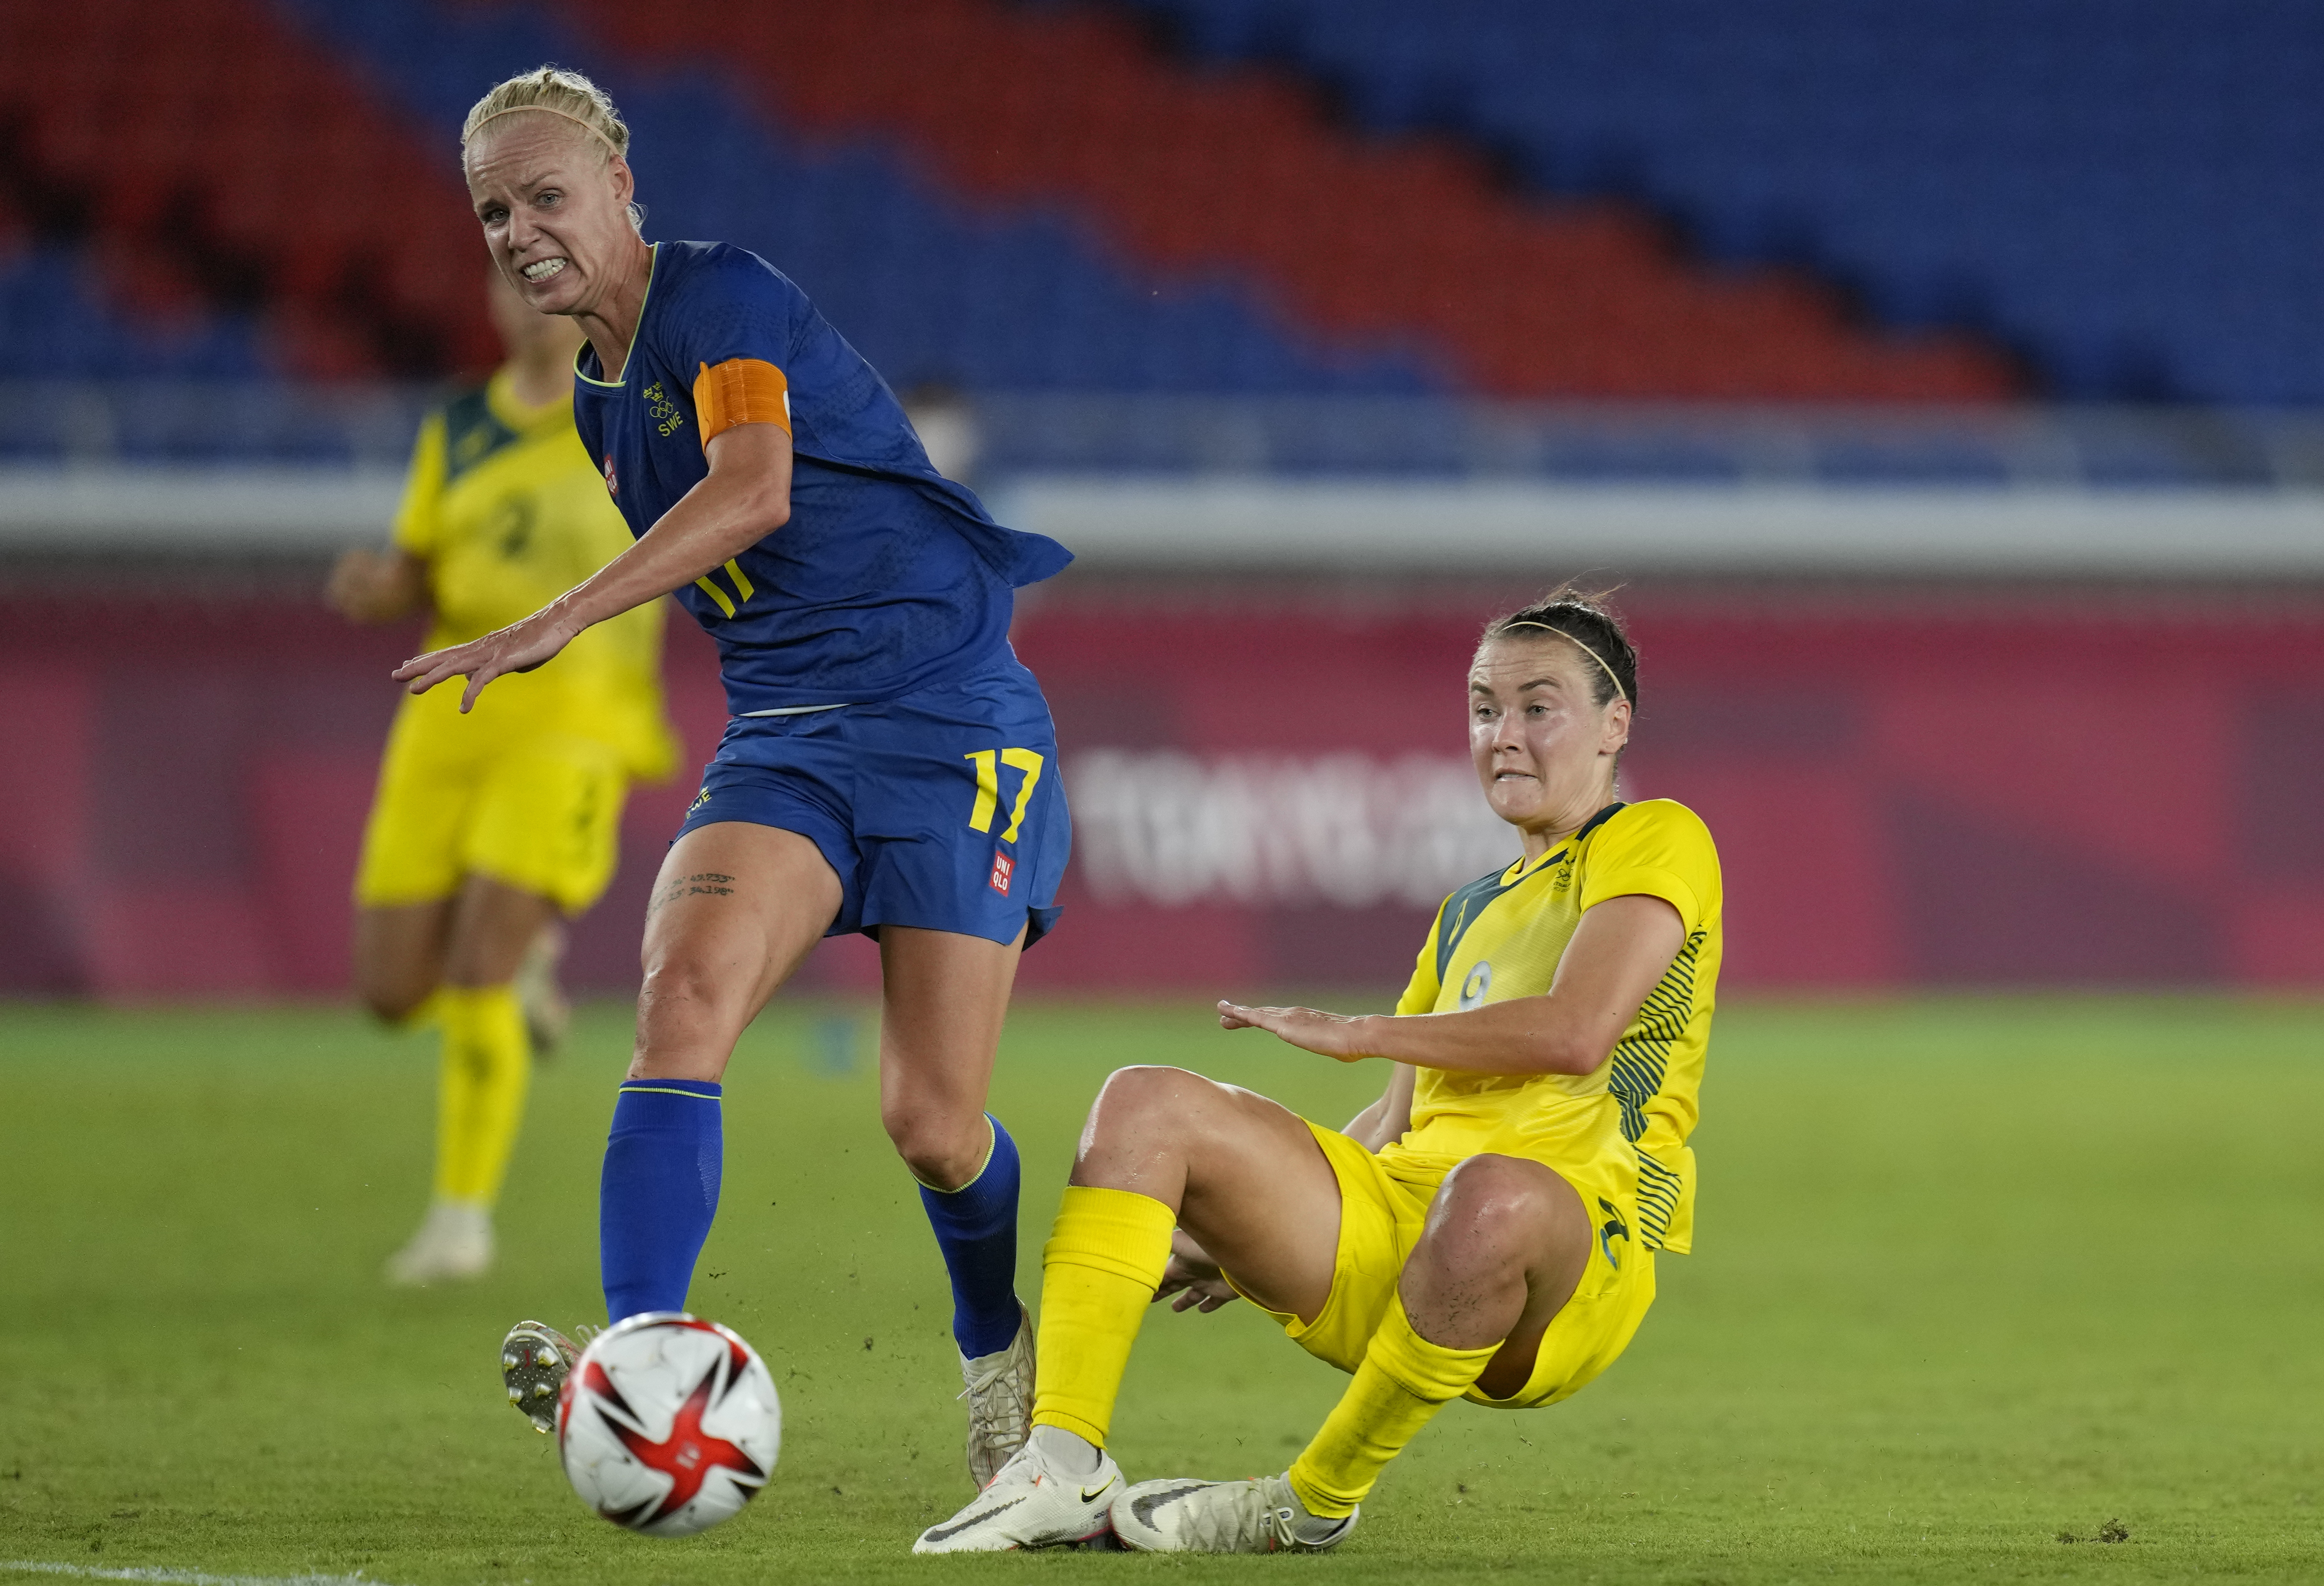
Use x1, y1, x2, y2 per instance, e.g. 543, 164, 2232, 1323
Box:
1123, 0, 2324, 403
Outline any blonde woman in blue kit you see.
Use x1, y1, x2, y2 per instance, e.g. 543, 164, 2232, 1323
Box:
392, 66, 1073, 1488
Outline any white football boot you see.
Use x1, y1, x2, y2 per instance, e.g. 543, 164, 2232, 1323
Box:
1111, 1472, 1358, 1553
383, 1200, 493, 1286
913, 1433, 1125, 1553
959, 1303, 1035, 1488
499, 1319, 592, 1434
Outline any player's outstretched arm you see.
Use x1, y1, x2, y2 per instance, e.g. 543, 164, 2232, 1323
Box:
392, 422, 795, 710
1220, 892, 1685, 1077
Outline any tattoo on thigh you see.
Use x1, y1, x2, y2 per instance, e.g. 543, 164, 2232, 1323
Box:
648, 871, 737, 915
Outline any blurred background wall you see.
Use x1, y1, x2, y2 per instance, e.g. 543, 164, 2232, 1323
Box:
3, 0, 2320, 998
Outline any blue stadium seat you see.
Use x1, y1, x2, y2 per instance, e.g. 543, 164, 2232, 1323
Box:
0, 245, 268, 384
1125, 0, 2324, 403
275, 0, 1435, 400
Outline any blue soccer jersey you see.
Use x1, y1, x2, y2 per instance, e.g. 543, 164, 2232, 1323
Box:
573, 241, 1072, 714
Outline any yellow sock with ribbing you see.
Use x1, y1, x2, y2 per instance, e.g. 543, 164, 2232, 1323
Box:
1028, 1186, 1177, 1446
1286, 1292, 1501, 1517
432, 983, 530, 1207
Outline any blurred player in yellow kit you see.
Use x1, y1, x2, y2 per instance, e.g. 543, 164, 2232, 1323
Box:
329, 269, 678, 1286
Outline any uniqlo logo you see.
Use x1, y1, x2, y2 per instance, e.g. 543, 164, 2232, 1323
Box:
988, 853, 1014, 896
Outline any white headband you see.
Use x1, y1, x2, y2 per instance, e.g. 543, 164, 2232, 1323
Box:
1501, 620, 1630, 705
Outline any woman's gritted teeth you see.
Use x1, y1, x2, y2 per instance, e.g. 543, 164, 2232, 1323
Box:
520, 256, 569, 282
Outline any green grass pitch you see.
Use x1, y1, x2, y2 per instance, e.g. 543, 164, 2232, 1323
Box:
1, 994, 2319, 1584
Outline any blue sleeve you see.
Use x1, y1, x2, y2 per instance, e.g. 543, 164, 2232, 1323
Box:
659, 246, 803, 380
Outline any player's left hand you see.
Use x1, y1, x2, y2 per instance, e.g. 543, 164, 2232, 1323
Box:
392, 604, 583, 711
1153, 1230, 1241, 1313
1217, 1000, 1379, 1062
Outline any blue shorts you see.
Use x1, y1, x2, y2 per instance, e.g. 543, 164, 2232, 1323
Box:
674, 654, 1069, 948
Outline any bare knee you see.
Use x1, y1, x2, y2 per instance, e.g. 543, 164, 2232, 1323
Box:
1421, 1155, 1577, 1269
630, 956, 746, 1080
883, 1105, 992, 1191
636, 953, 736, 1027
1082, 1065, 1214, 1154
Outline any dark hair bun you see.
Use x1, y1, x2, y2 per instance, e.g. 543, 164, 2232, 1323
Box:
1480, 583, 1638, 712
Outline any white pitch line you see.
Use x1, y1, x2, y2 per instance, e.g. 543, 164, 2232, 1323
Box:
2, 1563, 398, 1586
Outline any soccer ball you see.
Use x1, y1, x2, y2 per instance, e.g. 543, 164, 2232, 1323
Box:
557, 1312, 782, 1537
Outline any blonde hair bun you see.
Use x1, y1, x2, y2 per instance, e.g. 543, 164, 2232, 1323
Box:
462, 65, 630, 161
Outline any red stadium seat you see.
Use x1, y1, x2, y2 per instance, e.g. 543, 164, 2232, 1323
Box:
0, 0, 496, 380
518, 0, 2016, 401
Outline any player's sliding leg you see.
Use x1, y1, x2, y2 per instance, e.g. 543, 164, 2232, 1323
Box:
875, 925, 1037, 1487
1115, 1153, 1594, 1554
375, 876, 558, 1286
915, 1066, 1342, 1553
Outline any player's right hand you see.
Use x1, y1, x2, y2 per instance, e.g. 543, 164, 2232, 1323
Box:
393, 603, 583, 711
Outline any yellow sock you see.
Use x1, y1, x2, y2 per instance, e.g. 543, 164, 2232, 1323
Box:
432, 983, 530, 1207
1029, 1186, 1176, 1447
1286, 1292, 1501, 1517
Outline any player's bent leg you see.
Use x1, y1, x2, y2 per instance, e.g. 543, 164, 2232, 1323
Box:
876, 924, 1036, 1486
1402, 1154, 1594, 1399
598, 823, 841, 1325
1115, 1154, 1593, 1553
1041, 1067, 1342, 1448
1074, 1065, 1345, 1321
919, 1069, 1345, 1547
1271, 1157, 1587, 1536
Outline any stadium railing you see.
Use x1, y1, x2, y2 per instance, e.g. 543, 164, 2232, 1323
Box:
6, 385, 2324, 575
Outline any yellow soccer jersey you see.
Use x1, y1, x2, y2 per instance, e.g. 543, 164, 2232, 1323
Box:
1388, 798, 1722, 1253
392, 368, 677, 779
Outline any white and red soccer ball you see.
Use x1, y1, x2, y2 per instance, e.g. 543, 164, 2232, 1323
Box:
556, 1313, 782, 1537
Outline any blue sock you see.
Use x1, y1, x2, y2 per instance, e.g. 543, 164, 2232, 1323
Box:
919, 1114, 1023, 1358
599, 1079, 723, 1324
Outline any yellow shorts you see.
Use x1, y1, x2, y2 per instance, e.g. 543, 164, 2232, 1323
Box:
1237, 1122, 1657, 1410
353, 710, 631, 915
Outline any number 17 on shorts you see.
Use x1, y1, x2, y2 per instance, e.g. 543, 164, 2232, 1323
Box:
964, 748, 1043, 898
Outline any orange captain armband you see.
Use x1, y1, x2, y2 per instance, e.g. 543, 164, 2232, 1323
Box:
693, 358, 792, 448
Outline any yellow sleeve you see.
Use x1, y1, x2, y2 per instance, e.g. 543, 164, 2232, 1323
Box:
1576, 800, 1720, 934
1393, 896, 1452, 1015
391, 409, 448, 556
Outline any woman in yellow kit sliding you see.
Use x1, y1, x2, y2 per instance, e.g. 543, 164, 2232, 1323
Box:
919, 588, 1721, 1554
329, 269, 678, 1287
